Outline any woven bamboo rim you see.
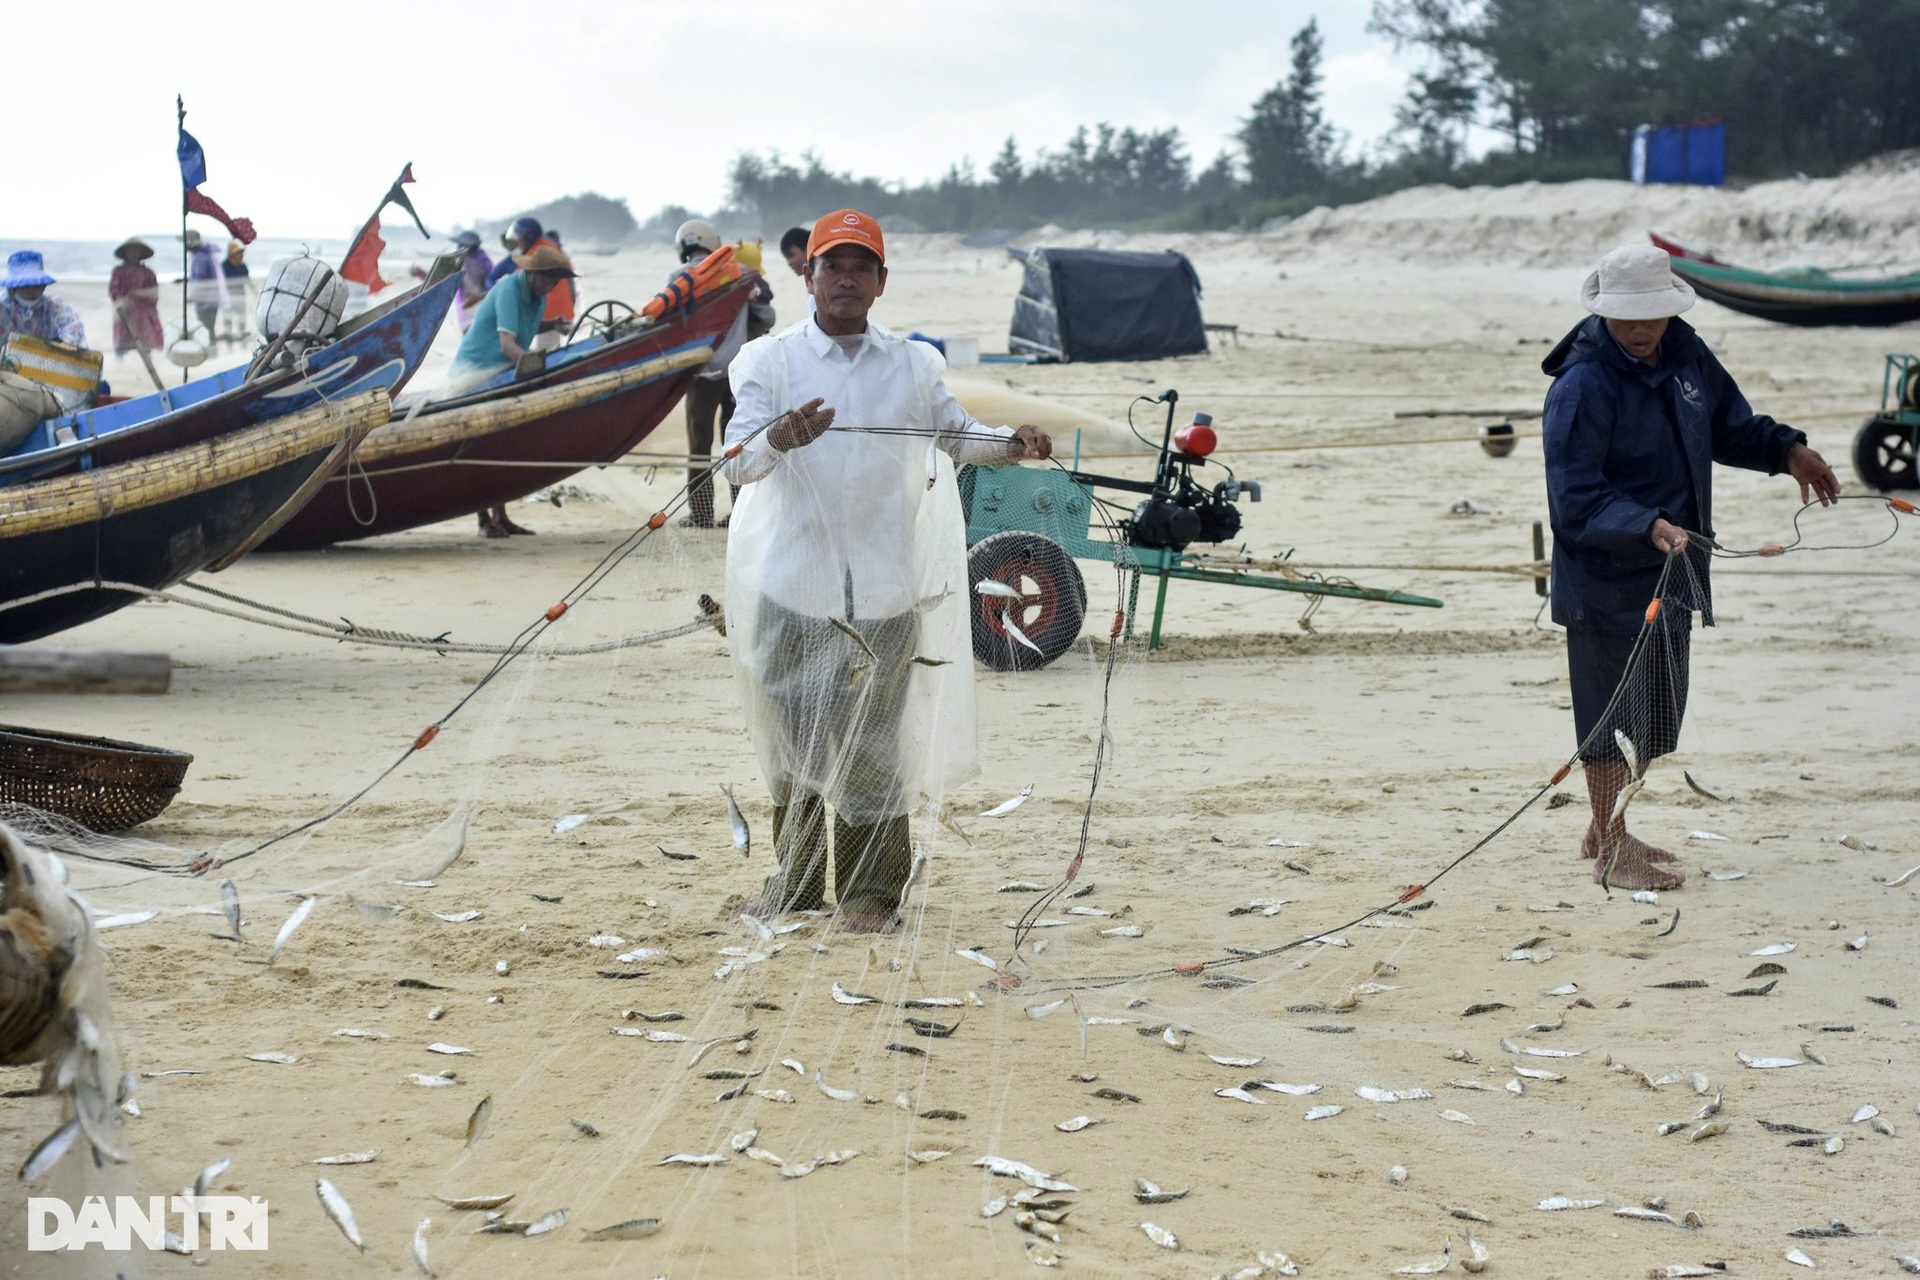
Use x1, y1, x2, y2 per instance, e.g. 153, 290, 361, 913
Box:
0, 390, 391, 539
349, 346, 712, 469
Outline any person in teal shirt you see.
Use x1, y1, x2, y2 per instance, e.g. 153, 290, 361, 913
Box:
443, 244, 575, 537
446, 244, 574, 396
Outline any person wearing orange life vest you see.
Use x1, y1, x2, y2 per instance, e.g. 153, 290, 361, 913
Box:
675, 218, 774, 528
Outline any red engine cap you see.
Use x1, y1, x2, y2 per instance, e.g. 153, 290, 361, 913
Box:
1174, 421, 1216, 458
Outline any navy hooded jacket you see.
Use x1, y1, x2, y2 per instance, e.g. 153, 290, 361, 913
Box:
1541, 314, 1804, 634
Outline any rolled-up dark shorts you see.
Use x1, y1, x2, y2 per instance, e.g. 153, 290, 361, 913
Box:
1568, 625, 1690, 763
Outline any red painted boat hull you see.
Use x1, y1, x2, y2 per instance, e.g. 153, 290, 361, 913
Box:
260, 277, 754, 549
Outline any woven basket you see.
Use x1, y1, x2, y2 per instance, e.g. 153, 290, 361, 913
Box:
0, 725, 192, 833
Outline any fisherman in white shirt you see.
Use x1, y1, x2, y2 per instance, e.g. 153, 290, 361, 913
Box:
724, 209, 1050, 934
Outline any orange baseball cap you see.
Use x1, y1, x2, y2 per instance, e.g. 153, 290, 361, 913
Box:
807, 209, 885, 263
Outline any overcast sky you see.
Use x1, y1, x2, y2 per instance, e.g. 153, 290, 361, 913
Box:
15, 0, 1424, 241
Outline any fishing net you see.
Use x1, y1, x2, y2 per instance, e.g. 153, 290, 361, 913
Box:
0, 391, 1912, 1276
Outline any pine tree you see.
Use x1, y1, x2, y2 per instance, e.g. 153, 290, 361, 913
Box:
1240, 19, 1338, 200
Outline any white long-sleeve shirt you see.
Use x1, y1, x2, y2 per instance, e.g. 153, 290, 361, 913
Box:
724, 318, 1014, 619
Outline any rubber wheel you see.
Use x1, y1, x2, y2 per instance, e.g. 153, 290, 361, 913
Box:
967, 531, 1087, 672
1852, 415, 1920, 491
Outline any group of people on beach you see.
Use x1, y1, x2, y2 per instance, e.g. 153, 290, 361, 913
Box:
0, 210, 1846, 917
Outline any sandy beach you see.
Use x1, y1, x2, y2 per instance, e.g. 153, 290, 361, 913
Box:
3, 174, 1918, 1278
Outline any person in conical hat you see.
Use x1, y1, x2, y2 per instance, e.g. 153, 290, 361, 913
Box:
108, 239, 164, 358
1541, 243, 1838, 892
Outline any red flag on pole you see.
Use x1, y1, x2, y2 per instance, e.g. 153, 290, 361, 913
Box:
339, 164, 429, 293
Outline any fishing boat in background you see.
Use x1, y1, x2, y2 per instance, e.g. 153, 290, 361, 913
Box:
259, 274, 756, 549
0, 262, 458, 485
0, 390, 391, 643
1649, 232, 1920, 326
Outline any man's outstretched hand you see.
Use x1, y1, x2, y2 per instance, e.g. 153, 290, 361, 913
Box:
1010, 424, 1052, 461
770, 397, 835, 452
1786, 441, 1841, 507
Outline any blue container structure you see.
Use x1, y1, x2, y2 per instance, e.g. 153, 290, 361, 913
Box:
1632, 122, 1725, 186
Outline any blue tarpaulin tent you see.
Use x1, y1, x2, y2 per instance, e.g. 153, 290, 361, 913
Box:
1631, 122, 1725, 186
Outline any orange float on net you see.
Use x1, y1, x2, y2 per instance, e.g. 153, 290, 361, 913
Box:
413, 725, 440, 751
1644, 597, 1662, 624
1397, 883, 1426, 904
1173, 960, 1206, 976
1110, 610, 1125, 640
1890, 498, 1917, 515
647, 512, 667, 530
1549, 763, 1572, 787
724, 443, 743, 459
1758, 544, 1786, 557
545, 601, 569, 621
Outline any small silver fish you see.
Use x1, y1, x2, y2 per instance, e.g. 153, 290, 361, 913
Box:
1461, 1232, 1492, 1273
1217, 1088, 1266, 1105
1394, 1239, 1453, 1274
315, 1149, 379, 1165
1304, 1104, 1345, 1120
466, 1095, 491, 1147
908, 1148, 953, 1164
405, 1073, 461, 1087
20, 1120, 81, 1180
657, 1152, 728, 1167
413, 1217, 434, 1276
913, 586, 953, 614
524, 1209, 569, 1237
1614, 729, 1641, 777
435, 1192, 514, 1211
1536, 1196, 1605, 1210
1140, 1222, 1179, 1251
979, 784, 1034, 818
831, 982, 879, 1005
1002, 610, 1043, 656
910, 656, 951, 667
245, 1051, 299, 1065
268, 895, 317, 966
587, 1218, 662, 1240
828, 615, 878, 662
722, 784, 750, 856
1134, 1178, 1190, 1204
219, 878, 243, 941
815, 1071, 859, 1102
317, 1178, 367, 1252
973, 1156, 1078, 1192
976, 579, 1022, 600
430, 909, 482, 923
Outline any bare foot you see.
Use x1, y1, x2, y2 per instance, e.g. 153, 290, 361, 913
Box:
1591, 845, 1685, 891
479, 519, 510, 539
836, 910, 899, 935
502, 515, 536, 536
1580, 828, 1679, 864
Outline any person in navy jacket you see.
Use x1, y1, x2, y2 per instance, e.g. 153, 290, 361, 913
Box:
1542, 244, 1838, 890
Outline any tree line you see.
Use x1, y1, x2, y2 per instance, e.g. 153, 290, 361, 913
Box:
563, 2, 1920, 241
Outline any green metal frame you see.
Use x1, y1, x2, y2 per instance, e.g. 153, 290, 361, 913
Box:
962, 461, 1443, 649
1880, 353, 1920, 425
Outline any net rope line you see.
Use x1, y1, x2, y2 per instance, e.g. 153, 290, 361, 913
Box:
0, 578, 715, 655
1008, 495, 1914, 996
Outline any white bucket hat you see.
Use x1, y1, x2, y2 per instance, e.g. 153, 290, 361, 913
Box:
1582, 244, 1695, 320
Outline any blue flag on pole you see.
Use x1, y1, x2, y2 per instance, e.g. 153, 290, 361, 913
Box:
176, 97, 207, 189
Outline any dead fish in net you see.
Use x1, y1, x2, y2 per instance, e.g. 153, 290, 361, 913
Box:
1746, 962, 1787, 978
414, 1216, 434, 1275
1002, 610, 1044, 656
217, 879, 243, 942
722, 785, 750, 857
657, 1152, 728, 1167
976, 579, 1022, 600
1140, 1222, 1179, 1251
586, 1218, 662, 1240
466, 1095, 491, 1147
979, 785, 1034, 818
974, 1156, 1079, 1192
1729, 980, 1778, 997
436, 1192, 514, 1211
1134, 1177, 1190, 1204
904, 1017, 957, 1038
267, 895, 318, 965
524, 1208, 569, 1237
831, 982, 879, 1005
316, 1178, 367, 1252
1393, 1238, 1453, 1274
1537, 1196, 1606, 1211
1, 828, 130, 1176
314, 1149, 379, 1166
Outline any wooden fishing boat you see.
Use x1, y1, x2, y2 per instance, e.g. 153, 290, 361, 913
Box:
259, 275, 755, 549
1651, 233, 1920, 326
0, 390, 390, 643
0, 263, 458, 484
